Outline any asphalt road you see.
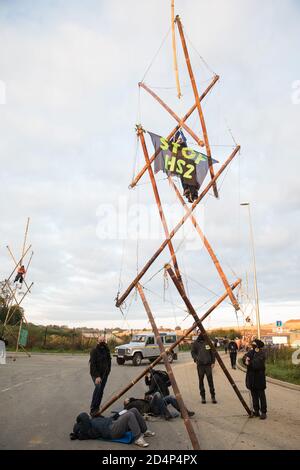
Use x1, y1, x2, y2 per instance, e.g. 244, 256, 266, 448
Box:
0, 352, 299, 450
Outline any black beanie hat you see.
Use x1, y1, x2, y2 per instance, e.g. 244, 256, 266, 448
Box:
253, 339, 264, 349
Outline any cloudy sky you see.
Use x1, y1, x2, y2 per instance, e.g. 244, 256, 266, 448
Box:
0, 0, 299, 331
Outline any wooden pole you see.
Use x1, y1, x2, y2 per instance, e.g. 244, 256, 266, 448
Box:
139, 82, 204, 147
130, 75, 219, 188
137, 282, 200, 450
137, 126, 185, 290
6, 282, 33, 318
168, 177, 240, 310
116, 145, 240, 307
100, 279, 240, 415
21, 217, 30, 264
176, 16, 218, 198
6, 245, 32, 293
166, 264, 252, 416
171, 0, 182, 99
5, 244, 32, 283
15, 318, 23, 353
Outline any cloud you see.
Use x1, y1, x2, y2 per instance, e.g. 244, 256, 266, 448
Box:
0, 0, 299, 330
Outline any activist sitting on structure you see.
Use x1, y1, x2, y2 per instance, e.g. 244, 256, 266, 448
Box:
70, 407, 155, 448
14, 265, 26, 284
150, 129, 217, 204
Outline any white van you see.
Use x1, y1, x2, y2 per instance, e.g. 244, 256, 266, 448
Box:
114, 332, 179, 366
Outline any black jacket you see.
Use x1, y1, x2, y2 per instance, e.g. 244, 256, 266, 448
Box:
125, 398, 151, 415
145, 370, 170, 397
228, 340, 238, 353
243, 349, 266, 391
71, 412, 113, 440
89, 343, 111, 379
191, 337, 215, 366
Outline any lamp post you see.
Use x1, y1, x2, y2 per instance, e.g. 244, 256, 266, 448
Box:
240, 203, 261, 339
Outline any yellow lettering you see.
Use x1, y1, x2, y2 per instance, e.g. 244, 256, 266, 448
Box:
176, 159, 185, 174
182, 147, 196, 160
171, 142, 180, 154
160, 137, 169, 151
194, 153, 207, 164
183, 164, 195, 179
165, 155, 176, 172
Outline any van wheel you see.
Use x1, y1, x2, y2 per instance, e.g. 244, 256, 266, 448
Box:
133, 352, 143, 366
167, 352, 174, 363
117, 357, 125, 365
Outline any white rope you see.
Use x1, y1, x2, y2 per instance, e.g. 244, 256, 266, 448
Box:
140, 26, 172, 83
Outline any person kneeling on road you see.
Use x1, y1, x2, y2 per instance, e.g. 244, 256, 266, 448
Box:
70, 407, 155, 447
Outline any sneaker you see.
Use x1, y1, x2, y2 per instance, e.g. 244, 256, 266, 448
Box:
260, 413, 267, 420
188, 410, 195, 417
253, 411, 260, 417
201, 397, 206, 404
144, 429, 155, 437
134, 436, 149, 447
211, 397, 217, 404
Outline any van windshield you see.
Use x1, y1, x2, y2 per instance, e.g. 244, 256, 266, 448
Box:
131, 335, 147, 343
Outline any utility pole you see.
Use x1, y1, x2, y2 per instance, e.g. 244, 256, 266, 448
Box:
240, 203, 261, 339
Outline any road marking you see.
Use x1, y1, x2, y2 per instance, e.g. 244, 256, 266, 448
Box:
1, 374, 56, 393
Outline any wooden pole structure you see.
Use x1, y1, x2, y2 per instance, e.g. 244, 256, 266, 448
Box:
5, 282, 33, 319
137, 282, 200, 450
175, 16, 218, 198
6, 245, 32, 293
116, 145, 240, 307
139, 82, 204, 147
25, 250, 34, 274
99, 279, 240, 415
165, 264, 252, 416
130, 75, 219, 188
21, 217, 30, 264
168, 177, 240, 310
137, 126, 185, 289
171, 0, 182, 99
15, 318, 23, 353
5, 244, 32, 283
3, 282, 33, 357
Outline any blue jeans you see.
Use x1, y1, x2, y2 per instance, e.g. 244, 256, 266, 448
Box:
150, 392, 179, 417
90, 374, 108, 413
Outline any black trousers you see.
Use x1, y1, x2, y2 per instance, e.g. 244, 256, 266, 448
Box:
230, 352, 237, 367
14, 273, 24, 284
197, 364, 215, 398
90, 374, 108, 413
251, 389, 267, 414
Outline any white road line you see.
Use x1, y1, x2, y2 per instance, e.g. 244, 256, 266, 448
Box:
1, 374, 56, 393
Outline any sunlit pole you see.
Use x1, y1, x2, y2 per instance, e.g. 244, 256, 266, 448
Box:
240, 203, 261, 339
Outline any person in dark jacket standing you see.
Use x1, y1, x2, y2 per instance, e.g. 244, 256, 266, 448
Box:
89, 336, 111, 417
228, 339, 238, 369
243, 339, 267, 419
223, 337, 229, 354
191, 333, 217, 404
